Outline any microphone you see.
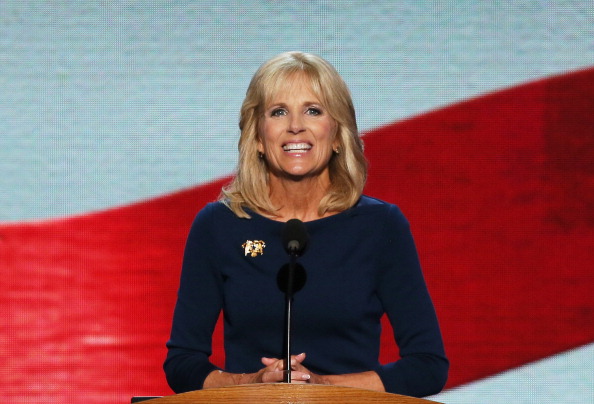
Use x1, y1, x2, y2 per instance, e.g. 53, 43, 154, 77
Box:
282, 218, 308, 256
279, 219, 308, 383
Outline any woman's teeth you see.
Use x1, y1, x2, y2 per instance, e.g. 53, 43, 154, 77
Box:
283, 143, 311, 151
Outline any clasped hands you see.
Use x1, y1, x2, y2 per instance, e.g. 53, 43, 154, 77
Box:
206, 353, 383, 391
248, 352, 324, 384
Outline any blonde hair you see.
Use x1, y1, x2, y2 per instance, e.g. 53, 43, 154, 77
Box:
220, 51, 367, 218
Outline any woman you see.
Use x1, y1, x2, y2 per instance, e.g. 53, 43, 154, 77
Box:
164, 51, 448, 397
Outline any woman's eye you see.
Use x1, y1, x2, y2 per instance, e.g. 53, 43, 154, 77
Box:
271, 108, 287, 117
306, 107, 322, 116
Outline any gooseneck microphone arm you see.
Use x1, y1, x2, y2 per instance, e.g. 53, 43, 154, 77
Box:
279, 219, 308, 383
283, 249, 298, 383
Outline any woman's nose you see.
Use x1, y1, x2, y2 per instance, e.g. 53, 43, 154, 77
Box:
288, 114, 305, 134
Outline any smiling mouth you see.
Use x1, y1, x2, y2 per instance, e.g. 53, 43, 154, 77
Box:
282, 143, 312, 152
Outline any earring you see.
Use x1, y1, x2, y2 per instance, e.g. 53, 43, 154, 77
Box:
333, 147, 340, 155
258, 151, 264, 159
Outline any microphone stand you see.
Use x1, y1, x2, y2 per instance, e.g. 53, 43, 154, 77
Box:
282, 251, 297, 383
280, 219, 308, 384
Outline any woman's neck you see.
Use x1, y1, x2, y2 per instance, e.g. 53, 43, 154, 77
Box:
267, 175, 332, 222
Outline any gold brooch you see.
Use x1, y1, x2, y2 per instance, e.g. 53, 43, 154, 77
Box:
242, 240, 266, 257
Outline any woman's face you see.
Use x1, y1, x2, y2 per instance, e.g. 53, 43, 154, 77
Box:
257, 74, 338, 182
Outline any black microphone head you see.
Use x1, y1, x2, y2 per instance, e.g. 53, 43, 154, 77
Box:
282, 218, 308, 256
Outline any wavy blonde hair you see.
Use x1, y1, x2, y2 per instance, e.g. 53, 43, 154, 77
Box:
220, 51, 367, 218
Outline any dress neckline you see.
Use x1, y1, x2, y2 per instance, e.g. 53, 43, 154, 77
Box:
243, 197, 363, 227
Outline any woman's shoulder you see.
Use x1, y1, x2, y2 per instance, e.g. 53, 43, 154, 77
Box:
200, 200, 232, 214
353, 195, 409, 224
193, 200, 236, 223
357, 194, 390, 207
356, 195, 402, 212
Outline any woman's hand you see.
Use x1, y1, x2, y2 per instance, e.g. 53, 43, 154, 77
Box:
258, 352, 311, 383
279, 352, 327, 385
285, 353, 386, 392
203, 353, 311, 388
204, 352, 384, 391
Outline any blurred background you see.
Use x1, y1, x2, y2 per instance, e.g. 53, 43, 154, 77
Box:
1, 1, 593, 402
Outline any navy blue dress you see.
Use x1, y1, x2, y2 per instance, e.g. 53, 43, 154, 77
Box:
164, 196, 448, 397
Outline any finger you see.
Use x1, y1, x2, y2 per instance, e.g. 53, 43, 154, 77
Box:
289, 371, 311, 383
291, 352, 306, 367
261, 357, 279, 367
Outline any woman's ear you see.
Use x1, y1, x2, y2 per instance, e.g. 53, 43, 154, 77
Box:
332, 123, 340, 149
332, 135, 341, 153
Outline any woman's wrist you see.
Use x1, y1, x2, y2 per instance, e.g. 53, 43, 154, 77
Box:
311, 373, 331, 385
233, 371, 248, 385
204, 369, 247, 388
316, 371, 385, 392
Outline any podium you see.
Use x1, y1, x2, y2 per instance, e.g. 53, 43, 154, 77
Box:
133, 384, 442, 403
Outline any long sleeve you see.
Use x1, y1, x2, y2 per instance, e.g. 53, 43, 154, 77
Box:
163, 204, 222, 393
375, 204, 449, 396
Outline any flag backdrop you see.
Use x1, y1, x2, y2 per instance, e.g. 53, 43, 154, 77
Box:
1, 1, 593, 403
